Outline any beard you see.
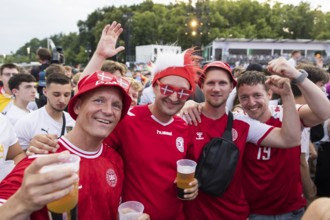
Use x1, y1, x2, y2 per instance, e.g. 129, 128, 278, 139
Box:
206, 98, 226, 109
50, 103, 67, 112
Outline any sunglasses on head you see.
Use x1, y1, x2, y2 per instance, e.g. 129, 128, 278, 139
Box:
157, 80, 192, 100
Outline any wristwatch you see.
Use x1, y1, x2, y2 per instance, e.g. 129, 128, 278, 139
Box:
291, 69, 308, 85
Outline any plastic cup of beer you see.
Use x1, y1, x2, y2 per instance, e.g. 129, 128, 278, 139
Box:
118, 201, 144, 220
176, 159, 197, 199
39, 154, 80, 214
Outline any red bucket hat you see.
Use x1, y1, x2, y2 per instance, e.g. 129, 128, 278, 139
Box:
198, 61, 237, 87
68, 71, 132, 121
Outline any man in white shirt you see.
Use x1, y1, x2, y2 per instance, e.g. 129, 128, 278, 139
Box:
287, 50, 302, 67
5, 74, 37, 126
0, 63, 19, 114
0, 114, 25, 163
0, 64, 37, 115
139, 85, 155, 105
14, 73, 75, 150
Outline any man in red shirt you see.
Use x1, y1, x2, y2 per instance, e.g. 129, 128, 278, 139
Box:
182, 61, 301, 219
0, 23, 149, 220
238, 62, 330, 219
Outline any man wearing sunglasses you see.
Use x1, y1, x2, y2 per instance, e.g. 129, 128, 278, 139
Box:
81, 22, 199, 220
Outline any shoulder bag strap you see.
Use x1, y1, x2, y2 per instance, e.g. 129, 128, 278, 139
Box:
222, 111, 233, 141
60, 113, 66, 137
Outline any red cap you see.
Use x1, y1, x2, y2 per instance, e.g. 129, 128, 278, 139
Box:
198, 61, 236, 87
68, 71, 132, 121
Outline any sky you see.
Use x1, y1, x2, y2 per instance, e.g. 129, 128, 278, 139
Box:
0, 0, 329, 55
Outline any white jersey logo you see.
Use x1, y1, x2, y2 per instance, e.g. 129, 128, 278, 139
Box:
157, 130, 173, 136
196, 132, 204, 140
232, 128, 238, 142
106, 168, 117, 187
176, 137, 184, 152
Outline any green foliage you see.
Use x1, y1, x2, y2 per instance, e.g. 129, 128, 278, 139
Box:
9, 0, 330, 65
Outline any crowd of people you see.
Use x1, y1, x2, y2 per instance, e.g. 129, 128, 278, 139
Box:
0, 20, 330, 219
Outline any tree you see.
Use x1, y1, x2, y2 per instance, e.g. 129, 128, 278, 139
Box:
7, 0, 330, 65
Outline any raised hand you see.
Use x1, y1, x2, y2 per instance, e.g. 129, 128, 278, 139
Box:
81, 21, 126, 80
265, 75, 292, 97
267, 57, 301, 79
95, 21, 125, 59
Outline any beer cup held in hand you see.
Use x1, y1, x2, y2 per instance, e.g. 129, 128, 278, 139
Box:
39, 154, 80, 214
118, 201, 144, 220
176, 159, 197, 199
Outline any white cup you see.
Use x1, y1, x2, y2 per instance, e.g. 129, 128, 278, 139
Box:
0, 160, 15, 182
118, 201, 144, 220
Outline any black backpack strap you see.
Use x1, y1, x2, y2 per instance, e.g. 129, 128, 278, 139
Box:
222, 111, 233, 141
60, 113, 66, 137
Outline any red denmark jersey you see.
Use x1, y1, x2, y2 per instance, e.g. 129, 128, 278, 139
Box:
105, 105, 191, 220
0, 158, 49, 219
0, 137, 124, 220
184, 113, 274, 220
242, 105, 306, 215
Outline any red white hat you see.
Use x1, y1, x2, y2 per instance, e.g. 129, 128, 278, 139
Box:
198, 61, 237, 87
68, 71, 132, 121
152, 48, 202, 91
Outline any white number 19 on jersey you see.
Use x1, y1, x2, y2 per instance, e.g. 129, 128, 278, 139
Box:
257, 147, 271, 160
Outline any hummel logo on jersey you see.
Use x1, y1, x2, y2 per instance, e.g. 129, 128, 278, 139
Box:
157, 130, 172, 136
196, 132, 204, 140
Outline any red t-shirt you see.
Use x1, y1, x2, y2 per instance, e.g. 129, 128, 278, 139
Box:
0, 137, 124, 220
242, 106, 306, 214
184, 113, 273, 220
106, 105, 191, 220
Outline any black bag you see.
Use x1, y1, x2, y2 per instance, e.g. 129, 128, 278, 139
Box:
310, 123, 324, 143
315, 142, 330, 197
195, 112, 239, 197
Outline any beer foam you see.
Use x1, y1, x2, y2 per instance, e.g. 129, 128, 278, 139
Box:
119, 208, 140, 215
178, 165, 195, 174
40, 163, 79, 173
